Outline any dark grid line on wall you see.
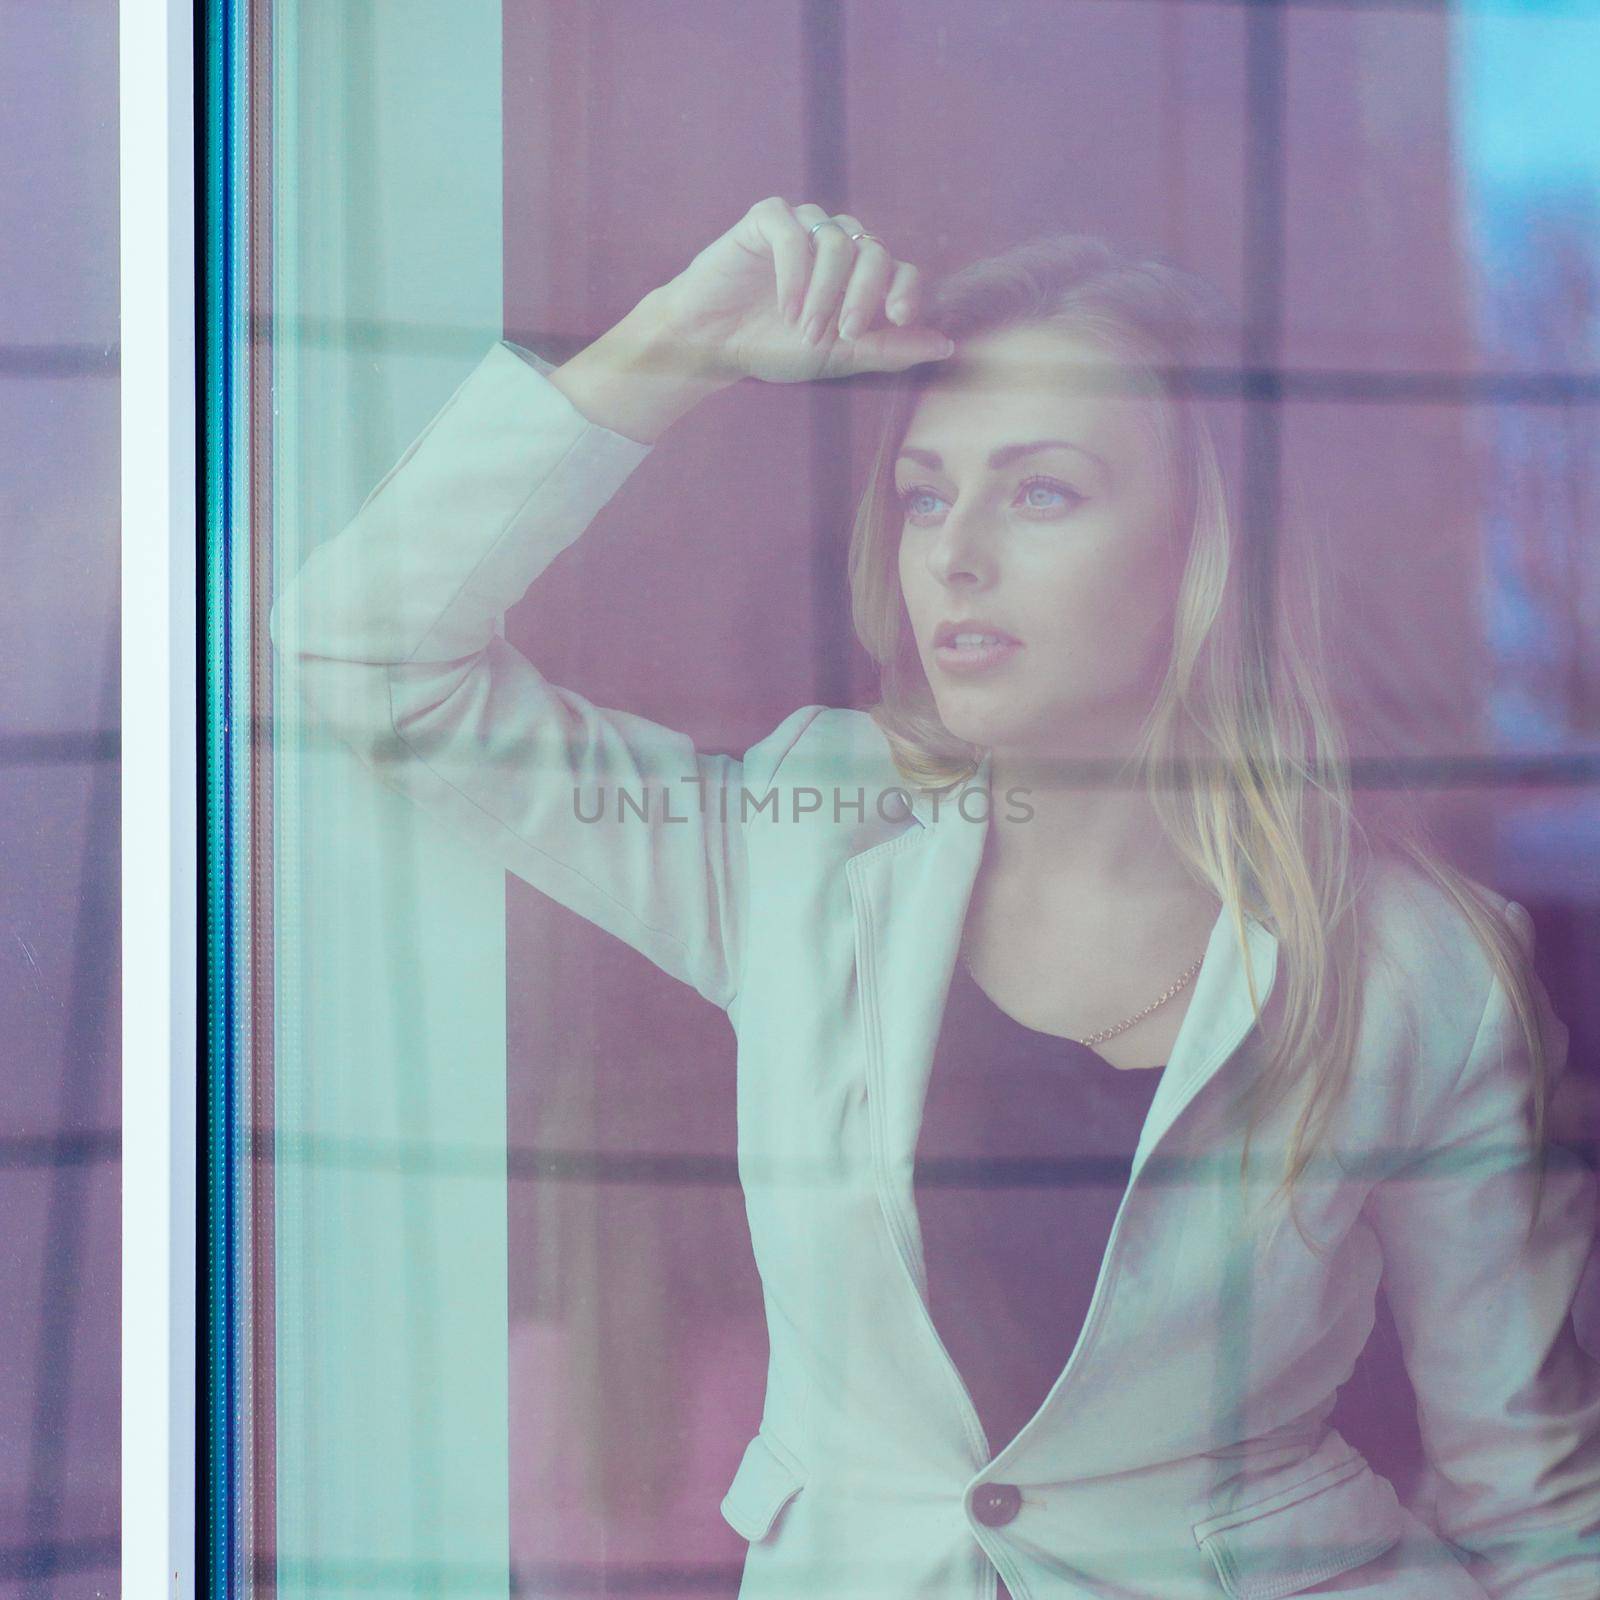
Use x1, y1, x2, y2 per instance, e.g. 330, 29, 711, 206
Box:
253, 1554, 748, 1596
801, 0, 858, 710
1212, 0, 1289, 1492
0, 344, 119, 376
201, 717, 1600, 785
245, 315, 1600, 401
1091, 0, 1542, 12
0, 1535, 121, 1585
0, 1134, 120, 1170
0, 733, 119, 765
250, 1136, 1591, 1187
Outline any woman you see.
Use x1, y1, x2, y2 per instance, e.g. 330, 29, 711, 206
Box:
273, 198, 1600, 1599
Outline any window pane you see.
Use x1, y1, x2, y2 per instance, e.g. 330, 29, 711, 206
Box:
0, 4, 121, 1595
211, 5, 1600, 1598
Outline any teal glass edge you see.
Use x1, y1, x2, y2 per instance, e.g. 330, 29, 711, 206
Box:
201, 0, 249, 1593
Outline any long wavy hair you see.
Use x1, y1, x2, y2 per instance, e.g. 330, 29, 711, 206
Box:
846, 231, 1554, 1243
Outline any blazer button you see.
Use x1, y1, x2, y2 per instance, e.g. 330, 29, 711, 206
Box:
971, 1482, 1022, 1527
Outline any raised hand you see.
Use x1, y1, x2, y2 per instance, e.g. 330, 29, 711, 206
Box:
651, 196, 956, 385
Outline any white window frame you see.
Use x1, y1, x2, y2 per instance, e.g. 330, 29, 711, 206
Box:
121, 1, 198, 1596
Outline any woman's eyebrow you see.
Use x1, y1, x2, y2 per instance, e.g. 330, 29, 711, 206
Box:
896, 439, 1109, 476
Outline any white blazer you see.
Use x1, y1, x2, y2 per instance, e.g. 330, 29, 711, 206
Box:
272, 340, 1600, 1600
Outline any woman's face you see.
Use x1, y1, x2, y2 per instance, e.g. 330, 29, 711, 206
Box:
895, 322, 1185, 761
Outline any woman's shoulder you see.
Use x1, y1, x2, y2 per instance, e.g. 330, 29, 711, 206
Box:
1355, 851, 1525, 987
1292, 854, 1545, 1161
1348, 851, 1534, 1065
737, 705, 918, 849
742, 704, 897, 791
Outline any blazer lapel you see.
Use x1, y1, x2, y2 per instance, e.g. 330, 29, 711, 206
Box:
1131, 904, 1280, 1184
844, 754, 994, 1301
843, 749, 1281, 1301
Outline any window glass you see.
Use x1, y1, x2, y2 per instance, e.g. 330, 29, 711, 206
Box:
0, 5, 121, 1595
212, 5, 1600, 1597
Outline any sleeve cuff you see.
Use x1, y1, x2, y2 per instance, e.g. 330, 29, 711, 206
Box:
497, 337, 660, 459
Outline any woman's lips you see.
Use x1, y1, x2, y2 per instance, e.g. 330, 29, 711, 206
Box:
933, 636, 1025, 675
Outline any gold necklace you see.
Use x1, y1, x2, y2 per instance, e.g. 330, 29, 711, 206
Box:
1074, 953, 1206, 1047
960, 947, 1203, 1049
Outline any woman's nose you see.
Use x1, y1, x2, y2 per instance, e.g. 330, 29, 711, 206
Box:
926, 506, 995, 585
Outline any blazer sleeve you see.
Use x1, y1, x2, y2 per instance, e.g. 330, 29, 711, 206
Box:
269, 339, 818, 1012
1363, 899, 1600, 1599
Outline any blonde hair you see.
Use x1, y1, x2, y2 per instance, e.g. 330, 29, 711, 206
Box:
846, 232, 1554, 1243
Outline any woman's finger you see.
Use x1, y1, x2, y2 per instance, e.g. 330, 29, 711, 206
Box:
749, 196, 812, 323
885, 261, 922, 328
832, 216, 895, 342
838, 323, 957, 375
793, 205, 859, 344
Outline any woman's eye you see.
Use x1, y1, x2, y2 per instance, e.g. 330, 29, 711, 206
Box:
897, 477, 1086, 524
1016, 476, 1085, 515
897, 487, 948, 522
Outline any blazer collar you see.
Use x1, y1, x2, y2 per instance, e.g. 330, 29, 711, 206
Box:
846, 748, 1280, 1222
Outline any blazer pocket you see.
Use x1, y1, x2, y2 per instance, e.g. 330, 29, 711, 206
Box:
1191, 1454, 1403, 1600
720, 1430, 807, 1542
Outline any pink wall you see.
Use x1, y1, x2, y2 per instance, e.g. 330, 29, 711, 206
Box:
498, 2, 1564, 1590
0, 3, 121, 1593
